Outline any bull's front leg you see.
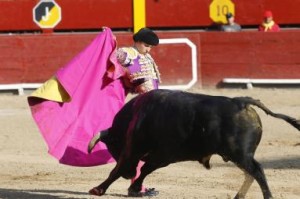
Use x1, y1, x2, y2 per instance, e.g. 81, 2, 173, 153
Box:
127, 161, 145, 197
128, 161, 160, 197
89, 166, 121, 196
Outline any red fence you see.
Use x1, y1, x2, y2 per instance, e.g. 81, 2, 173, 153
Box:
0, 0, 299, 32
1, 30, 300, 88
1, 0, 300, 88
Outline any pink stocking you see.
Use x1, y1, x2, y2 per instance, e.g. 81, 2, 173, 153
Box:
131, 160, 146, 192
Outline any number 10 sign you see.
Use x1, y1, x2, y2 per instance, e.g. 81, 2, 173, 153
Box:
209, 0, 235, 24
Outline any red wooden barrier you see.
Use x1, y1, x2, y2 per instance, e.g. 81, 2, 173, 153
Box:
0, 0, 299, 32
0, 0, 132, 31
1, 30, 300, 88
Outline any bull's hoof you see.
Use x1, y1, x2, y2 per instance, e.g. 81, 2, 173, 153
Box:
128, 190, 143, 197
144, 188, 159, 197
128, 188, 159, 197
89, 187, 105, 196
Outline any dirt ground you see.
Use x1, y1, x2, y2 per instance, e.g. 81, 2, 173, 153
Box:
0, 88, 299, 199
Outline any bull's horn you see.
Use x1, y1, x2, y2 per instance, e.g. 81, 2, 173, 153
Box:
88, 132, 101, 154
88, 130, 110, 154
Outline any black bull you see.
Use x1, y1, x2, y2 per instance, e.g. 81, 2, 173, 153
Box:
88, 89, 300, 198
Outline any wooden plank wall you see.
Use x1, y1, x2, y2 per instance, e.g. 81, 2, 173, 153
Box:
0, 0, 299, 32
0, 0, 132, 31
1, 30, 300, 87
1, 0, 299, 88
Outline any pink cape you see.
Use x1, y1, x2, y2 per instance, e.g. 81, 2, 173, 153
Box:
28, 28, 126, 167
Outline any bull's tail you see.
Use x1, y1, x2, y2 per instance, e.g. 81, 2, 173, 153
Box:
87, 130, 109, 154
234, 97, 300, 131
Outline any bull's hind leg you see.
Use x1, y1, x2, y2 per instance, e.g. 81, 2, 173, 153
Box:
234, 172, 254, 199
233, 157, 273, 199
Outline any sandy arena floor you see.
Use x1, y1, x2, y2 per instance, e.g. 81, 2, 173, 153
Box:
0, 88, 299, 199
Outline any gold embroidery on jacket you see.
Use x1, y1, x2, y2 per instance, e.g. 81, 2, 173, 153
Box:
117, 47, 161, 84
129, 54, 161, 83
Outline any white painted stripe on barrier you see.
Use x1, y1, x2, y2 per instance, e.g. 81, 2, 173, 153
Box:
0, 83, 42, 95
158, 38, 198, 90
223, 78, 300, 84
223, 78, 300, 89
1, 39, 198, 95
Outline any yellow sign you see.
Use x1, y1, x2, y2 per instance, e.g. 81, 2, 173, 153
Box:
33, 0, 61, 29
209, 0, 235, 23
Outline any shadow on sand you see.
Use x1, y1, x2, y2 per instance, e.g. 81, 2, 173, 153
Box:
260, 156, 300, 169
214, 156, 300, 169
1, 157, 299, 198
0, 188, 131, 199
0, 189, 90, 199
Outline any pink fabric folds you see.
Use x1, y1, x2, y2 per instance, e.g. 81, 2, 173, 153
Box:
28, 28, 126, 167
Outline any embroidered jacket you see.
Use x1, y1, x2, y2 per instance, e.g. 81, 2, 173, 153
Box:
116, 47, 161, 94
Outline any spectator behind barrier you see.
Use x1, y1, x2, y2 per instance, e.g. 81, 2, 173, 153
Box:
258, 10, 280, 32
220, 12, 242, 32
